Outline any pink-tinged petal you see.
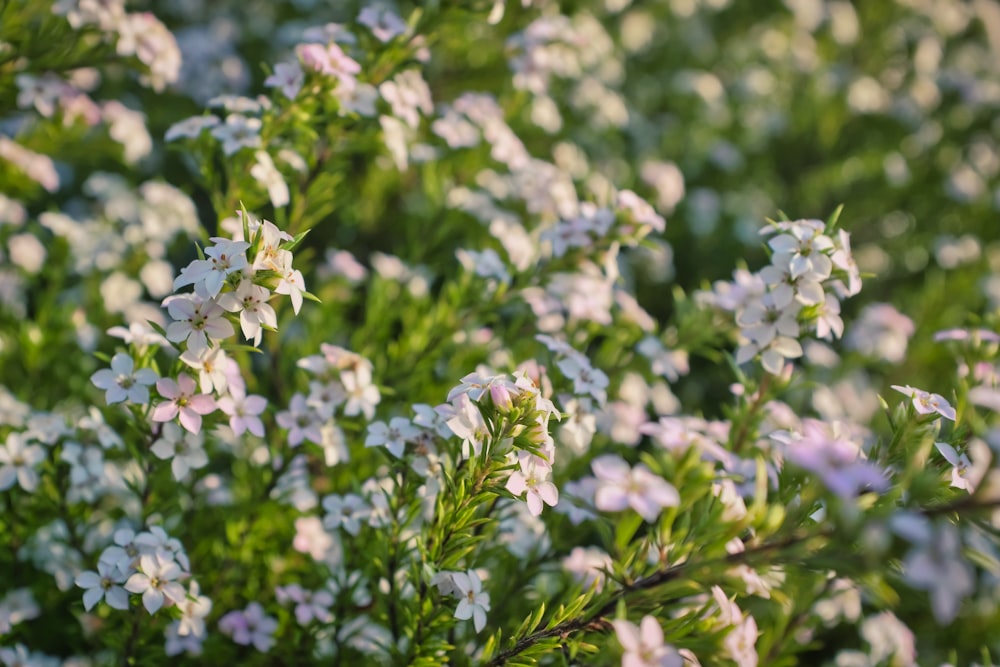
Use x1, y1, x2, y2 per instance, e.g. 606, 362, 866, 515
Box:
156, 378, 179, 399
166, 298, 196, 320
526, 491, 543, 516
537, 481, 559, 507
229, 416, 247, 437
188, 395, 217, 415
205, 318, 235, 339
17, 468, 38, 493
629, 493, 662, 522
217, 397, 236, 416
203, 271, 225, 298
969, 386, 1000, 411
591, 454, 630, 481
639, 615, 664, 647
295, 605, 313, 625
247, 417, 266, 438
176, 374, 197, 394
594, 486, 629, 513
506, 471, 527, 496
152, 402, 178, 423
935, 442, 959, 466
648, 483, 680, 507
178, 409, 203, 434
622, 655, 646, 667
760, 350, 784, 375
612, 619, 642, 653
244, 395, 268, 414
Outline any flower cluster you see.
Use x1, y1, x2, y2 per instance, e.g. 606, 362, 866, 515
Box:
5, 1, 1000, 666
702, 218, 861, 374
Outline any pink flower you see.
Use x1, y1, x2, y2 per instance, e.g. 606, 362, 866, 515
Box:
152, 375, 217, 434
506, 451, 559, 516
276, 393, 323, 446
219, 602, 278, 652
612, 615, 683, 667
164, 294, 234, 353
591, 455, 679, 522
218, 389, 267, 438
776, 420, 887, 499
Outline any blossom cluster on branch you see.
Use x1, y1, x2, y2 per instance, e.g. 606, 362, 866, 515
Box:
2, 1, 1000, 666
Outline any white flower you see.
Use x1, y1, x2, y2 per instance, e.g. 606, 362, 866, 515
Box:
165, 114, 220, 142
451, 570, 490, 633
173, 239, 250, 299
176, 581, 212, 637
90, 353, 158, 404
935, 442, 976, 492
0, 433, 45, 492
75, 560, 129, 611
124, 553, 187, 614
211, 114, 262, 155
322, 493, 370, 536
218, 279, 277, 347
556, 356, 609, 404
151, 422, 209, 481
903, 522, 974, 623
766, 220, 833, 280
264, 61, 303, 100
891, 384, 957, 421
179, 346, 232, 394
342, 367, 381, 420
365, 417, 420, 458
250, 151, 289, 208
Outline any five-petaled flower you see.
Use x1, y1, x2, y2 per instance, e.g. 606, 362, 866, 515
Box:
123, 553, 187, 614
90, 353, 158, 404
450, 570, 490, 633
891, 384, 957, 421
75, 561, 129, 611
612, 615, 683, 667
591, 454, 679, 522
152, 374, 217, 434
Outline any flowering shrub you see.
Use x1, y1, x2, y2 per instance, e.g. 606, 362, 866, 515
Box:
2, 1, 1000, 666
